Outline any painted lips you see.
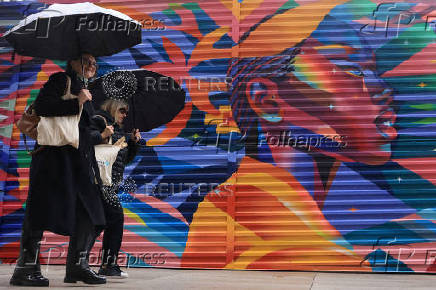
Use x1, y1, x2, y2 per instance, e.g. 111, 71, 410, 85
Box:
372, 89, 397, 141
376, 108, 397, 140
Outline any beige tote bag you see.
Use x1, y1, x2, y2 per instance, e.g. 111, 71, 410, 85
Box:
95, 136, 127, 186
36, 76, 83, 149
95, 141, 120, 186
94, 114, 128, 186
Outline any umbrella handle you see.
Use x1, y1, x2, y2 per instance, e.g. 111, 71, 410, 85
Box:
81, 57, 87, 89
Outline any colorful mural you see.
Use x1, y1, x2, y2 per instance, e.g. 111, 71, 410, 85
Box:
1, 0, 436, 272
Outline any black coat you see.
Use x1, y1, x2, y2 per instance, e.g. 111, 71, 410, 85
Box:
27, 70, 105, 236
91, 110, 138, 191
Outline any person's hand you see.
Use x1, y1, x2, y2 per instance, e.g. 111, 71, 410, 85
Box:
132, 129, 141, 143
101, 125, 114, 139
78, 89, 92, 105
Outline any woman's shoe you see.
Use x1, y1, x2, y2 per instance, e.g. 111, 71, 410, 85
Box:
64, 267, 106, 284
98, 264, 128, 279
10, 271, 49, 287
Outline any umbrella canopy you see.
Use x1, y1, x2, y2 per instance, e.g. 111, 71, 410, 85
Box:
89, 69, 186, 132
3, 2, 141, 60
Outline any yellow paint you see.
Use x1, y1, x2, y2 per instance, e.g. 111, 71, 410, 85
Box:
36, 71, 49, 82
232, 157, 363, 267
190, 27, 231, 68
204, 106, 240, 134
204, 113, 224, 126
220, 105, 231, 112
236, 172, 338, 241
240, 0, 349, 58
124, 208, 148, 227
314, 44, 356, 56
240, 0, 263, 21
186, 157, 366, 269
221, 0, 233, 12
216, 124, 240, 134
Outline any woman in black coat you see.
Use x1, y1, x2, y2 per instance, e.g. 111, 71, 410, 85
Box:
10, 54, 107, 286
91, 99, 139, 279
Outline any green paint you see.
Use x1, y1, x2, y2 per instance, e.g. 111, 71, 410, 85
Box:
182, 2, 200, 11
16, 150, 31, 168
162, 8, 179, 20
392, 137, 436, 159
383, 74, 436, 93
52, 60, 67, 70
168, 3, 181, 9
380, 23, 433, 52
377, 23, 435, 74
409, 104, 436, 111
0, 99, 16, 110
0, 124, 13, 139
344, 0, 377, 19
278, 0, 298, 10
27, 89, 40, 106
414, 118, 436, 125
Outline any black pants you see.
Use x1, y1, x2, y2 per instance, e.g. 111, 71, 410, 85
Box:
13, 206, 43, 274
13, 196, 97, 274
101, 201, 124, 266
65, 199, 100, 271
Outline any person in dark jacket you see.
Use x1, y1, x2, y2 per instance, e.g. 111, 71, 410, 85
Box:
90, 99, 139, 278
10, 54, 107, 286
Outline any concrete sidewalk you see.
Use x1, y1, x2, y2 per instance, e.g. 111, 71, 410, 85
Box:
1, 264, 436, 289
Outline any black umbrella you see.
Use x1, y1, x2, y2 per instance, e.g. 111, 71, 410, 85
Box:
89, 69, 186, 132
3, 2, 141, 60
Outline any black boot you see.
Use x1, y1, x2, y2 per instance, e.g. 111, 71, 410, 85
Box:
64, 235, 106, 284
10, 269, 49, 287
64, 266, 106, 284
10, 213, 49, 287
64, 202, 106, 285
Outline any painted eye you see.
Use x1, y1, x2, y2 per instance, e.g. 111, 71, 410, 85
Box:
345, 69, 364, 77
334, 62, 365, 78
344, 67, 364, 77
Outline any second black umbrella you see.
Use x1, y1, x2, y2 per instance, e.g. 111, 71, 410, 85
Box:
89, 69, 186, 132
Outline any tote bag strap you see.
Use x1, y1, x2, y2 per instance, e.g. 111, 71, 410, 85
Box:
94, 115, 108, 126
94, 115, 112, 144
64, 75, 71, 96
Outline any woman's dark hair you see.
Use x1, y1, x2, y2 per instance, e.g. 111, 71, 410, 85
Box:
228, 47, 300, 134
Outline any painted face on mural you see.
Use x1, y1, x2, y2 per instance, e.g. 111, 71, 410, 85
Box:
236, 17, 397, 165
